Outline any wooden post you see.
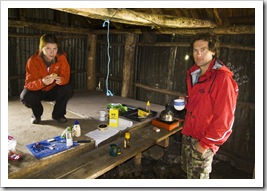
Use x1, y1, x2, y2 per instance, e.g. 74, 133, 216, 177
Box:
87, 34, 97, 90
157, 137, 170, 148
121, 33, 137, 97
134, 153, 142, 166
165, 35, 177, 103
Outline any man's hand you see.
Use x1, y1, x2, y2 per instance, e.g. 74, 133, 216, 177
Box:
194, 141, 207, 154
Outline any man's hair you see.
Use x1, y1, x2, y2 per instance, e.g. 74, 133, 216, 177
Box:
39, 34, 59, 52
191, 32, 220, 58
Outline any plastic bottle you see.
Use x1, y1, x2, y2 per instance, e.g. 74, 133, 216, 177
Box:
8, 135, 17, 152
146, 101, 151, 114
124, 132, 131, 149
73, 120, 81, 137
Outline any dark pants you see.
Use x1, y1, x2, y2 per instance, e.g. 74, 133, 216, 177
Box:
20, 84, 74, 119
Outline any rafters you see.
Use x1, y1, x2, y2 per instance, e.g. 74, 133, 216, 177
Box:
52, 8, 217, 29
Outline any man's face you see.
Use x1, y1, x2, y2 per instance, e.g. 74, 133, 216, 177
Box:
42, 43, 58, 62
193, 40, 215, 67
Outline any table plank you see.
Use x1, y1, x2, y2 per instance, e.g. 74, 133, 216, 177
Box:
24, 124, 182, 179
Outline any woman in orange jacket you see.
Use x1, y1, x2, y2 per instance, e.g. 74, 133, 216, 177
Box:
20, 34, 73, 124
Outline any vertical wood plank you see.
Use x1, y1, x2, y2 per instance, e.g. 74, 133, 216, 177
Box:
87, 34, 97, 90
121, 33, 137, 97
165, 34, 177, 103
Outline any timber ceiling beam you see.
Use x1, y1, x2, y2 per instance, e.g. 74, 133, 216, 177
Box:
8, 20, 92, 34
8, 19, 254, 35
154, 25, 255, 35
52, 8, 217, 29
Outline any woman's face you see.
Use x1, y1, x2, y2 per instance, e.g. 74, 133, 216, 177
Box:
193, 40, 215, 68
42, 43, 58, 62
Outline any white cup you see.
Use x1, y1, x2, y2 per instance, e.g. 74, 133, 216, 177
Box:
174, 99, 185, 111
99, 111, 106, 121
66, 132, 73, 147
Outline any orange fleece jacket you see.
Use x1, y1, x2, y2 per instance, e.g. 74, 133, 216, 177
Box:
24, 51, 70, 91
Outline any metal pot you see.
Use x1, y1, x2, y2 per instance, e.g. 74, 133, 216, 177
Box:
159, 104, 174, 122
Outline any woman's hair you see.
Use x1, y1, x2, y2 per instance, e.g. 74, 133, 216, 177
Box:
39, 34, 59, 52
191, 32, 220, 58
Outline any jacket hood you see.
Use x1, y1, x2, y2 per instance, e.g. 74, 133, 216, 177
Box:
212, 59, 234, 77
189, 59, 234, 78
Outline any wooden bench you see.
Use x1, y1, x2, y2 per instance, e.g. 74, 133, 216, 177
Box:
10, 122, 182, 179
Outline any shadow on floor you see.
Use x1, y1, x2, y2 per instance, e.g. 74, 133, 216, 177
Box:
98, 134, 252, 179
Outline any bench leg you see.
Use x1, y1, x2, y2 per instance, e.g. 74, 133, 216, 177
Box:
134, 153, 142, 166
157, 137, 169, 148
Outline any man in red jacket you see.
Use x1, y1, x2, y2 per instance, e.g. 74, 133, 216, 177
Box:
180, 33, 239, 179
20, 34, 73, 124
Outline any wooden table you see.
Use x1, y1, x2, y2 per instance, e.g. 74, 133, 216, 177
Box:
8, 91, 183, 179
9, 121, 182, 179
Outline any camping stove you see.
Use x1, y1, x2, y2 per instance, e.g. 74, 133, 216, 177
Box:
152, 118, 183, 131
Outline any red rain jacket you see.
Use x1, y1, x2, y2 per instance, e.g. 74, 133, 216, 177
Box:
182, 59, 238, 154
24, 51, 70, 92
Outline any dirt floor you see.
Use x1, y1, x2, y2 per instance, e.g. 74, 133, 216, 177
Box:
7, 90, 253, 180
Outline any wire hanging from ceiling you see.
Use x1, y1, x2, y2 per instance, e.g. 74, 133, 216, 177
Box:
102, 19, 113, 96
101, 10, 121, 97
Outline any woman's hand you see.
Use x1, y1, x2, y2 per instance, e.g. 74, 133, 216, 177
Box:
55, 76, 62, 85
42, 75, 55, 86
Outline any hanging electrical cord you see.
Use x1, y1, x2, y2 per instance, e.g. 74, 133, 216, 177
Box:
102, 19, 113, 96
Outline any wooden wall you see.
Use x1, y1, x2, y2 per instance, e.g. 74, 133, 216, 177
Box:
8, 8, 255, 174
96, 33, 255, 173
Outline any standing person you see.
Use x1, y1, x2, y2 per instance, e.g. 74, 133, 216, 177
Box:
180, 33, 239, 179
20, 34, 73, 124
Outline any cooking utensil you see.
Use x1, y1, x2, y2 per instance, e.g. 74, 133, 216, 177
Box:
75, 140, 91, 143
159, 104, 174, 122
58, 140, 92, 143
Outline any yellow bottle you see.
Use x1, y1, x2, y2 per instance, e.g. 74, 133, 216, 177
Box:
124, 132, 131, 149
146, 101, 151, 114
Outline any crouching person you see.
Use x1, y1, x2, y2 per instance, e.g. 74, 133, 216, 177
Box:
20, 34, 73, 124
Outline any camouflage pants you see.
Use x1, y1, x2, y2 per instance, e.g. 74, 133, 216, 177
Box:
181, 135, 214, 179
